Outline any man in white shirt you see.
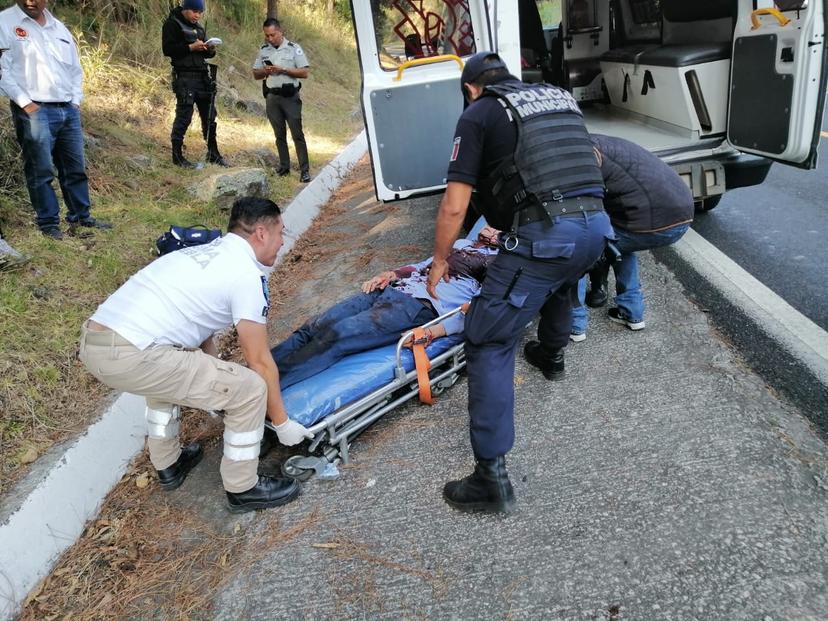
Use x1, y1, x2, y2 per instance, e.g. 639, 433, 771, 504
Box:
79, 197, 312, 514
0, 0, 110, 240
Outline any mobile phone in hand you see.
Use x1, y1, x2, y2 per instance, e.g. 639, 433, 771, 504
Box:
263, 59, 273, 66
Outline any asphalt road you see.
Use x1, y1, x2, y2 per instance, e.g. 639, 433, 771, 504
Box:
693, 114, 828, 331
206, 172, 828, 620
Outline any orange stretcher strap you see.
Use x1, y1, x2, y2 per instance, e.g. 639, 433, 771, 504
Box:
411, 327, 433, 405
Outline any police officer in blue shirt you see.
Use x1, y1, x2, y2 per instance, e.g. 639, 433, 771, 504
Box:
427, 52, 614, 514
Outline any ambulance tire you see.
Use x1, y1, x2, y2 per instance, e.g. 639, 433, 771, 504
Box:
695, 195, 722, 212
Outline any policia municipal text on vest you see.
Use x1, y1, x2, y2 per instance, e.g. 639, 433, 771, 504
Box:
476, 81, 605, 235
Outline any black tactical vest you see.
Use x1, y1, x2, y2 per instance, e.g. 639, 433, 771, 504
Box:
476, 80, 604, 229
170, 10, 208, 72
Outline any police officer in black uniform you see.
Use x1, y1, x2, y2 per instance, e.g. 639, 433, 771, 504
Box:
162, 0, 228, 168
427, 52, 615, 514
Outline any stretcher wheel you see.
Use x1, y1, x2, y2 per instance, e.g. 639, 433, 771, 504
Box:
282, 456, 316, 482
432, 372, 460, 396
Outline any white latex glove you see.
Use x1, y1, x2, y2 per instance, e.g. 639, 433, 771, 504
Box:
274, 418, 313, 446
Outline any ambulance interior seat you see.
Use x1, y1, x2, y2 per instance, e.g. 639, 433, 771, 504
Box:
599, 0, 737, 135
601, 0, 736, 68
561, 0, 604, 94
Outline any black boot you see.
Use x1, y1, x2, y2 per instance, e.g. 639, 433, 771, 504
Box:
206, 127, 230, 167
172, 140, 196, 169
226, 475, 301, 513
585, 264, 609, 308
157, 443, 203, 491
524, 341, 565, 381
206, 145, 229, 167
443, 456, 515, 514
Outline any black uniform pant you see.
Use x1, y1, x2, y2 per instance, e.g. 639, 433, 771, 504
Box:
265, 92, 309, 174
463, 212, 614, 459
171, 72, 217, 144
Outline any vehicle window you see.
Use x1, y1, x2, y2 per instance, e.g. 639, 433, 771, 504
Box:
537, 0, 563, 28
371, 0, 476, 71
629, 0, 661, 25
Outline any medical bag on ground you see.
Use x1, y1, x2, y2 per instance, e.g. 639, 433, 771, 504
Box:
155, 225, 222, 256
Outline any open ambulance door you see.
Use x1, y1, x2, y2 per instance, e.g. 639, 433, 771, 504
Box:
728, 0, 828, 168
350, 1, 494, 201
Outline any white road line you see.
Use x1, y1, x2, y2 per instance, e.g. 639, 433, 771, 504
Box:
672, 229, 828, 384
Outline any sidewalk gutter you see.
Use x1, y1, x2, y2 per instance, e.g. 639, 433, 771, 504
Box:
0, 130, 368, 621
655, 228, 828, 433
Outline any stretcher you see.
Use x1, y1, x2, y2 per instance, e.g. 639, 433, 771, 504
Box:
264, 307, 467, 481
265, 219, 490, 481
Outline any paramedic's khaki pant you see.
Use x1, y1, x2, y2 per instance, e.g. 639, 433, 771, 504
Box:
78, 323, 265, 493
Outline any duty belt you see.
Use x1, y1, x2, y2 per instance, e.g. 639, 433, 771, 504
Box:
517, 196, 604, 226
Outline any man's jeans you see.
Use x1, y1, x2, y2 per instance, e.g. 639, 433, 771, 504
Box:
11, 103, 92, 230
572, 222, 690, 333
271, 286, 436, 389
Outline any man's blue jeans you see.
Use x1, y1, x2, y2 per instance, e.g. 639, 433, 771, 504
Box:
571, 222, 690, 334
271, 286, 436, 389
11, 103, 92, 230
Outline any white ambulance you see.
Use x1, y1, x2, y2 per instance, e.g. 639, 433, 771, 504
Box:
350, 0, 826, 210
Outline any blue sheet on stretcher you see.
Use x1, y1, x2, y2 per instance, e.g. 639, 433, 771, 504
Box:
283, 335, 463, 427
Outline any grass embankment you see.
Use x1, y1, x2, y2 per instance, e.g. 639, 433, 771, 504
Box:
0, 0, 361, 494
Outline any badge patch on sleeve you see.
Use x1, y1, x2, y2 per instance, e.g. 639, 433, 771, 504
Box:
450, 136, 461, 162
260, 275, 270, 317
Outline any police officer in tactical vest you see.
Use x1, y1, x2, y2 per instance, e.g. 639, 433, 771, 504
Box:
426, 52, 615, 514
252, 18, 311, 183
162, 0, 228, 168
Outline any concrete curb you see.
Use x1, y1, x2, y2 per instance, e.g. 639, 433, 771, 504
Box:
0, 130, 368, 621
655, 228, 828, 432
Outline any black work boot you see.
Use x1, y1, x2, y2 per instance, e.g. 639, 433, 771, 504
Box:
585, 265, 609, 308
226, 475, 301, 514
207, 139, 230, 168
523, 341, 565, 381
171, 140, 196, 169
206, 127, 230, 167
157, 443, 203, 491
443, 456, 516, 514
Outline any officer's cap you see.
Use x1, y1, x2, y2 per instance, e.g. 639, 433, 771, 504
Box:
460, 52, 508, 85
181, 0, 205, 11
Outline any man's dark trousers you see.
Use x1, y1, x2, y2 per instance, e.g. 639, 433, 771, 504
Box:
11, 102, 92, 231
265, 92, 309, 175
171, 71, 217, 144
464, 212, 613, 458
271, 286, 436, 388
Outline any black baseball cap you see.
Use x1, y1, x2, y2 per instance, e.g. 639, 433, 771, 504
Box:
460, 51, 508, 85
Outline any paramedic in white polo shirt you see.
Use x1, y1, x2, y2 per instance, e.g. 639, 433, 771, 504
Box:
79, 197, 312, 514
0, 0, 110, 239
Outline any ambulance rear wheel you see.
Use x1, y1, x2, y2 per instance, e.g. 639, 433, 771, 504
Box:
695, 195, 722, 212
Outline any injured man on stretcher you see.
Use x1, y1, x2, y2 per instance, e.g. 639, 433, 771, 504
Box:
271, 226, 500, 388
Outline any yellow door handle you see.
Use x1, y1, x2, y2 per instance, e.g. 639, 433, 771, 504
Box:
394, 54, 465, 82
750, 8, 792, 30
